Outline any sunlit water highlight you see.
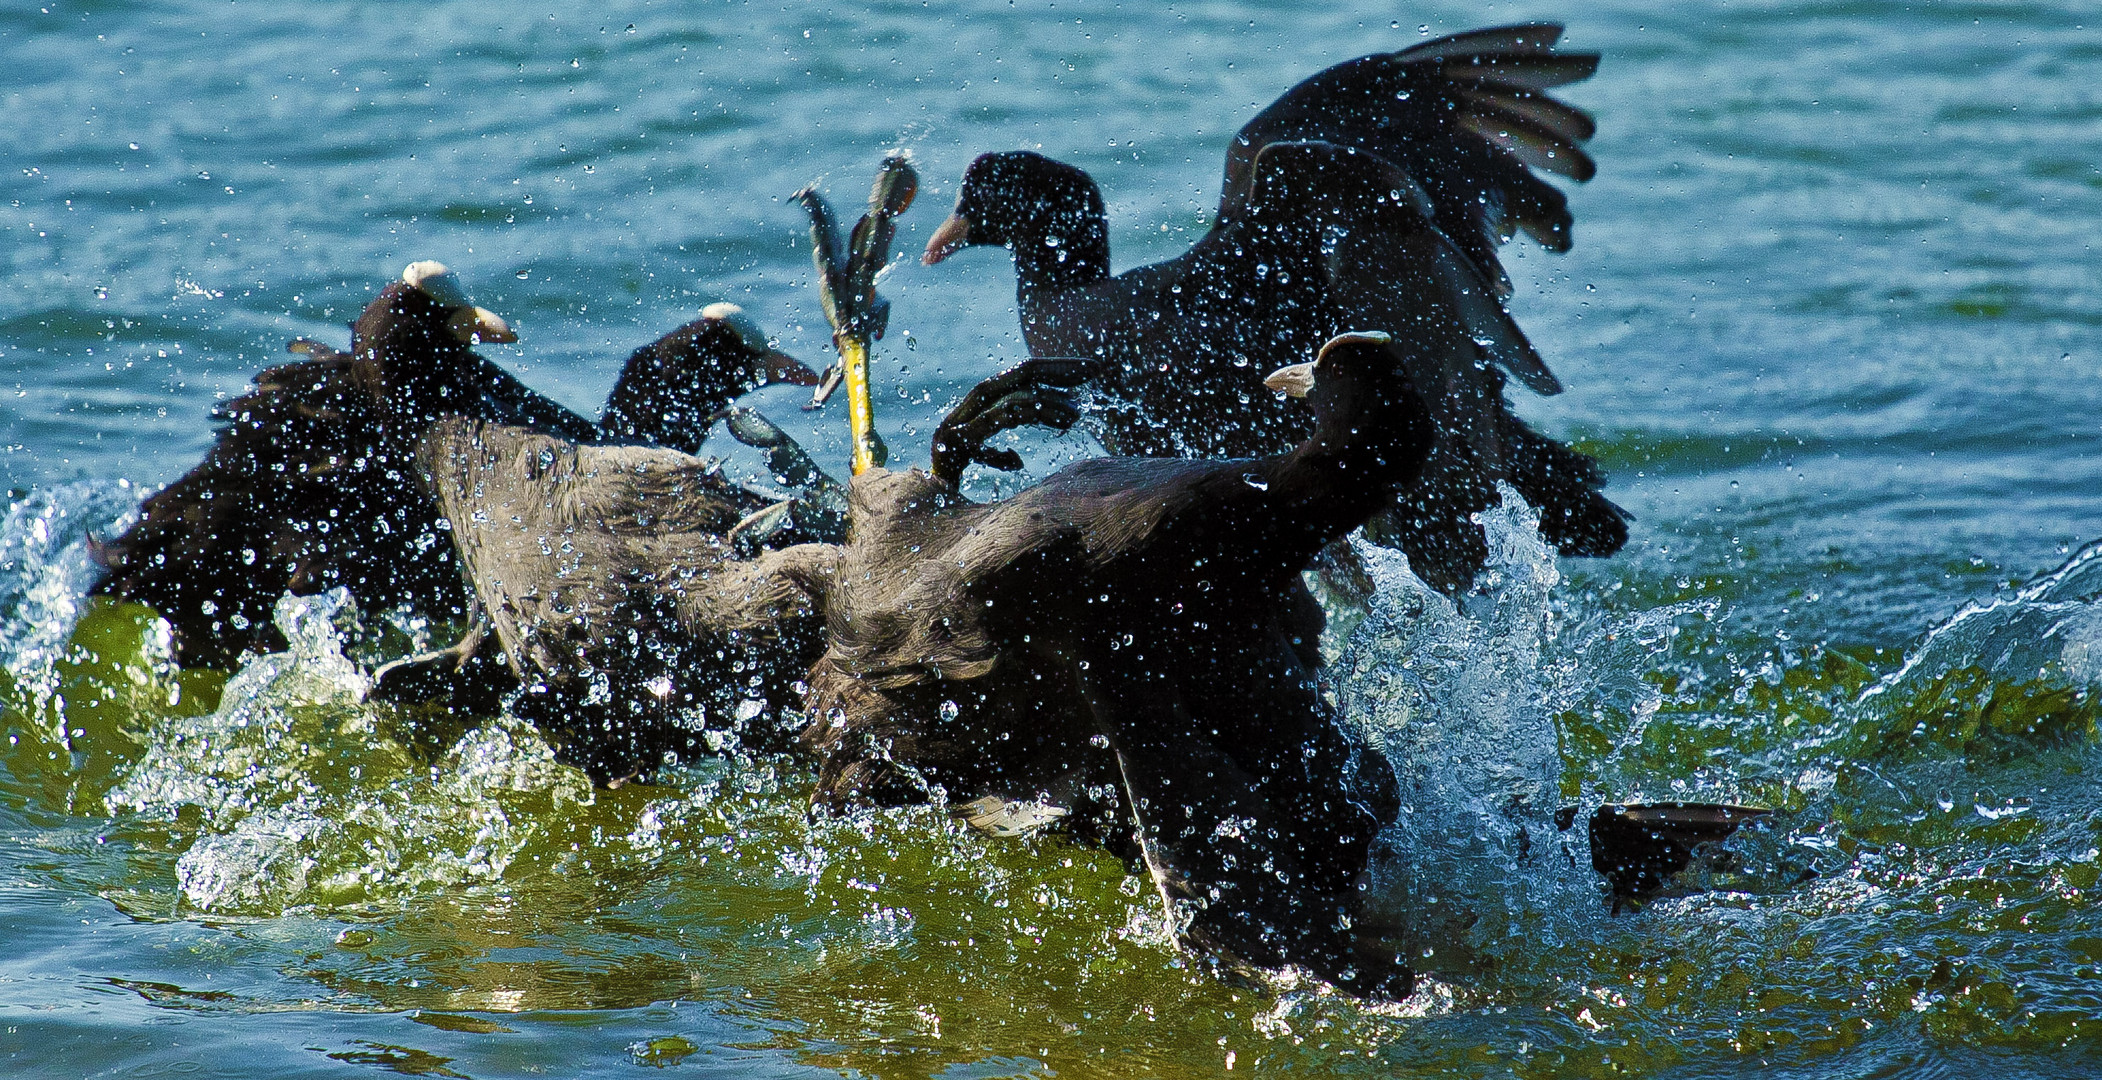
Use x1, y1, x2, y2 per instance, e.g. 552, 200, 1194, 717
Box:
5, 1, 2102, 1077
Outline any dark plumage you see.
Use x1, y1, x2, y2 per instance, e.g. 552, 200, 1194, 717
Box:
924, 24, 1628, 594
599, 302, 820, 456
91, 262, 816, 668
415, 417, 837, 783
406, 359, 1070, 784
1587, 802, 1772, 905
792, 331, 1434, 997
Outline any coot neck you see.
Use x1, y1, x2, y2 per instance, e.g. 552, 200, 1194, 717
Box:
1263, 377, 1424, 543
1009, 209, 1111, 306
365, 339, 477, 427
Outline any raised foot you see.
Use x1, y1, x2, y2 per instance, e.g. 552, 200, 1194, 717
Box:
930, 357, 1091, 485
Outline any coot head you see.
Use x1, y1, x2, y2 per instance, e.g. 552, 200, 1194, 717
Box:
365, 260, 517, 349
1265, 329, 1433, 486
689, 302, 822, 391
342, 261, 525, 424
923, 151, 1106, 265
1262, 329, 1397, 400
599, 303, 821, 455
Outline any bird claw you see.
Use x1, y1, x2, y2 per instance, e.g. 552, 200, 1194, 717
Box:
713, 405, 791, 450
930, 359, 1095, 485
710, 406, 845, 505
802, 363, 845, 410
974, 447, 1026, 473
727, 498, 800, 554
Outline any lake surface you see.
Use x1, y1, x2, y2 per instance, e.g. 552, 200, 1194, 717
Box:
5, 1, 2102, 1076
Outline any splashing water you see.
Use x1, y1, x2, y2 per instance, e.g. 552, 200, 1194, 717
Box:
1309, 501, 2102, 1062
1849, 538, 2102, 760
4, 467, 2102, 1071
106, 589, 596, 914
0, 480, 140, 709
1332, 494, 1718, 976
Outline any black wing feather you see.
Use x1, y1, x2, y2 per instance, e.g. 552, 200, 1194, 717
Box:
1392, 22, 1566, 60
1217, 24, 1598, 291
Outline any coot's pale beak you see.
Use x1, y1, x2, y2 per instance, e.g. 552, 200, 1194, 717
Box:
447, 306, 517, 345
923, 213, 972, 265
1263, 362, 1317, 398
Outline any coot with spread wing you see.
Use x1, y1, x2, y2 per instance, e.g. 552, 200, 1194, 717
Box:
923, 24, 1627, 594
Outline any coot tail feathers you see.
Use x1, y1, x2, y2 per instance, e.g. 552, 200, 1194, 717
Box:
1589, 803, 1772, 901
1390, 22, 1569, 62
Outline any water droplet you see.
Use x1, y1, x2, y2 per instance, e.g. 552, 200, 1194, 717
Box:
1242, 473, 1269, 491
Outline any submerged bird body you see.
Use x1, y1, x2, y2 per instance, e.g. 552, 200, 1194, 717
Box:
416, 418, 834, 782
927, 25, 1629, 594
92, 262, 816, 669
796, 332, 1435, 996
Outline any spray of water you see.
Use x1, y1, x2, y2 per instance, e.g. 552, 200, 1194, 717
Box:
0, 480, 140, 712
105, 589, 596, 914
1331, 491, 1720, 978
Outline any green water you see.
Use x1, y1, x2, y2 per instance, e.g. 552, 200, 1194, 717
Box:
5, 1, 2102, 1076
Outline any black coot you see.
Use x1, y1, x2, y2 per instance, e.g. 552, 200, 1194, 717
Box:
91, 262, 816, 668
795, 331, 1433, 998
923, 24, 1626, 594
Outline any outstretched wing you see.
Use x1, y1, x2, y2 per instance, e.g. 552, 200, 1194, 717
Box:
1237, 140, 1629, 593
1218, 23, 1598, 298
1243, 139, 1556, 394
